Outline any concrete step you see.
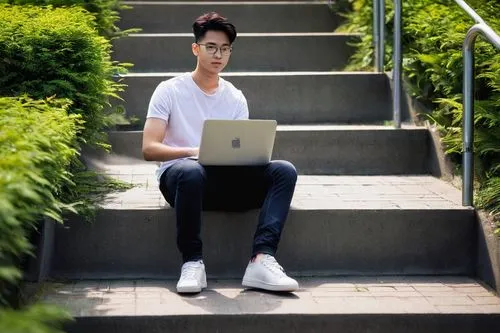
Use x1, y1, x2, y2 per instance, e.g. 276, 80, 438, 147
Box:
41, 277, 500, 333
127, 0, 332, 1
120, 1, 341, 33
128, 0, 329, 1
117, 72, 401, 125
114, 33, 359, 72
50, 170, 475, 279
93, 126, 430, 175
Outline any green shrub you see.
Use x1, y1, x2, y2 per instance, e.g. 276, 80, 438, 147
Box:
0, 96, 80, 332
339, 0, 500, 220
0, 5, 133, 331
0, 304, 72, 333
0, 96, 82, 297
0, 0, 127, 38
0, 4, 129, 149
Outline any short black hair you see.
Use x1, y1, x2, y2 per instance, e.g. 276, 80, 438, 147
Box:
192, 12, 237, 44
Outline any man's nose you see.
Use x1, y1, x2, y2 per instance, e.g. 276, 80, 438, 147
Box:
213, 48, 223, 58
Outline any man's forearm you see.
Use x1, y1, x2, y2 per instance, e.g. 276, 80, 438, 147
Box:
143, 142, 197, 162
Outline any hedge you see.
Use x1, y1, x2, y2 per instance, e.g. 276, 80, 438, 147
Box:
0, 4, 128, 149
0, 3, 133, 332
338, 0, 500, 222
0, 0, 127, 38
0, 304, 71, 333
0, 96, 80, 328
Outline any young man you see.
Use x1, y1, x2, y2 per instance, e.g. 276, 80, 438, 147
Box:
142, 12, 298, 293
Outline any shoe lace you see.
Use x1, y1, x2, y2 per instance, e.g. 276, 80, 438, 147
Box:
261, 255, 286, 277
180, 261, 201, 280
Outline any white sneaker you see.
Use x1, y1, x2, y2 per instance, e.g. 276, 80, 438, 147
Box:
176, 260, 207, 293
242, 254, 299, 292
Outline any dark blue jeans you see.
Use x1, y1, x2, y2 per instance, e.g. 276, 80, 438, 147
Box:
159, 159, 297, 263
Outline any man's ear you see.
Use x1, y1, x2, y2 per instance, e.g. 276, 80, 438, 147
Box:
192, 43, 199, 56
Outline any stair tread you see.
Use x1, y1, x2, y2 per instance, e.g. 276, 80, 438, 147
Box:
123, 1, 332, 5
88, 158, 464, 210
40, 276, 500, 317
126, 32, 359, 37
277, 124, 422, 130
126, 32, 360, 37
122, 71, 379, 77
113, 124, 423, 131
119, 1, 340, 34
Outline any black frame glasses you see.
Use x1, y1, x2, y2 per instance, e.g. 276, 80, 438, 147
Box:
197, 43, 233, 56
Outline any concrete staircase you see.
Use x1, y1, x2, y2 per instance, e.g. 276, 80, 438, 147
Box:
40, 1, 500, 332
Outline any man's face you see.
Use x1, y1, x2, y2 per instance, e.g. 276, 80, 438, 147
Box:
192, 30, 232, 74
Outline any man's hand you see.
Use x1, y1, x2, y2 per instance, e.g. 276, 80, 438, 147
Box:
189, 147, 199, 157
143, 118, 199, 161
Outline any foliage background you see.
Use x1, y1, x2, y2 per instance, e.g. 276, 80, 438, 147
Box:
0, 2, 132, 332
0, 97, 79, 331
0, 0, 127, 37
336, 0, 500, 222
0, 4, 129, 148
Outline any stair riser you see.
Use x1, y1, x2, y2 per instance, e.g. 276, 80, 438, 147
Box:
67, 314, 500, 333
52, 209, 475, 279
114, 35, 358, 72
117, 74, 396, 125
120, 3, 341, 33
97, 129, 430, 175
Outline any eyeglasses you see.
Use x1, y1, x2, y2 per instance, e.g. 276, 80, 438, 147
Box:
197, 43, 232, 56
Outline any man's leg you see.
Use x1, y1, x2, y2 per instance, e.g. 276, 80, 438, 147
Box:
160, 159, 206, 262
241, 160, 299, 292
158, 159, 298, 292
159, 159, 207, 293
202, 160, 297, 257
251, 160, 297, 256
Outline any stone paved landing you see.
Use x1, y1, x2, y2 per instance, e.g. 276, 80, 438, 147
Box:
97, 162, 464, 210
40, 277, 500, 317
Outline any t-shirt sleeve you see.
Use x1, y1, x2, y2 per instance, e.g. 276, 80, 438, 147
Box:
234, 91, 249, 120
146, 81, 171, 123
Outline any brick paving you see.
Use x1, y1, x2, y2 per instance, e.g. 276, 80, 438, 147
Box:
39, 276, 500, 317
98, 162, 465, 210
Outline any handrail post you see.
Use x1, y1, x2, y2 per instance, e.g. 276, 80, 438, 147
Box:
373, 0, 381, 72
393, 0, 402, 128
373, 0, 385, 72
378, 0, 385, 72
462, 26, 476, 207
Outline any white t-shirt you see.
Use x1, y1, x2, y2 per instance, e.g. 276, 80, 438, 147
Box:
146, 72, 249, 181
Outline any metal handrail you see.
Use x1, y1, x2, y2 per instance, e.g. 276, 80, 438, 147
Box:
454, 0, 485, 24
462, 23, 500, 206
373, 0, 500, 206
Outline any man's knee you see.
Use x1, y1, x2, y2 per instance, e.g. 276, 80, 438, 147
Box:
174, 160, 206, 186
268, 160, 297, 183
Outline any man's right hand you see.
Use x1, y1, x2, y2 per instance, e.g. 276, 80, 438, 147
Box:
143, 118, 200, 162
189, 147, 200, 157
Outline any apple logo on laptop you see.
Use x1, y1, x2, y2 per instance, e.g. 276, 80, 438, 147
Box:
232, 137, 241, 149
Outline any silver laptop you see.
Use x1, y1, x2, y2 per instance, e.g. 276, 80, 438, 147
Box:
197, 119, 277, 166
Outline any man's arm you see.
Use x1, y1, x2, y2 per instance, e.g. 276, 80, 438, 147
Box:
142, 118, 198, 162
234, 92, 249, 120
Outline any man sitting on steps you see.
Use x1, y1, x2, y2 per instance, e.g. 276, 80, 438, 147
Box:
141, 12, 298, 294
